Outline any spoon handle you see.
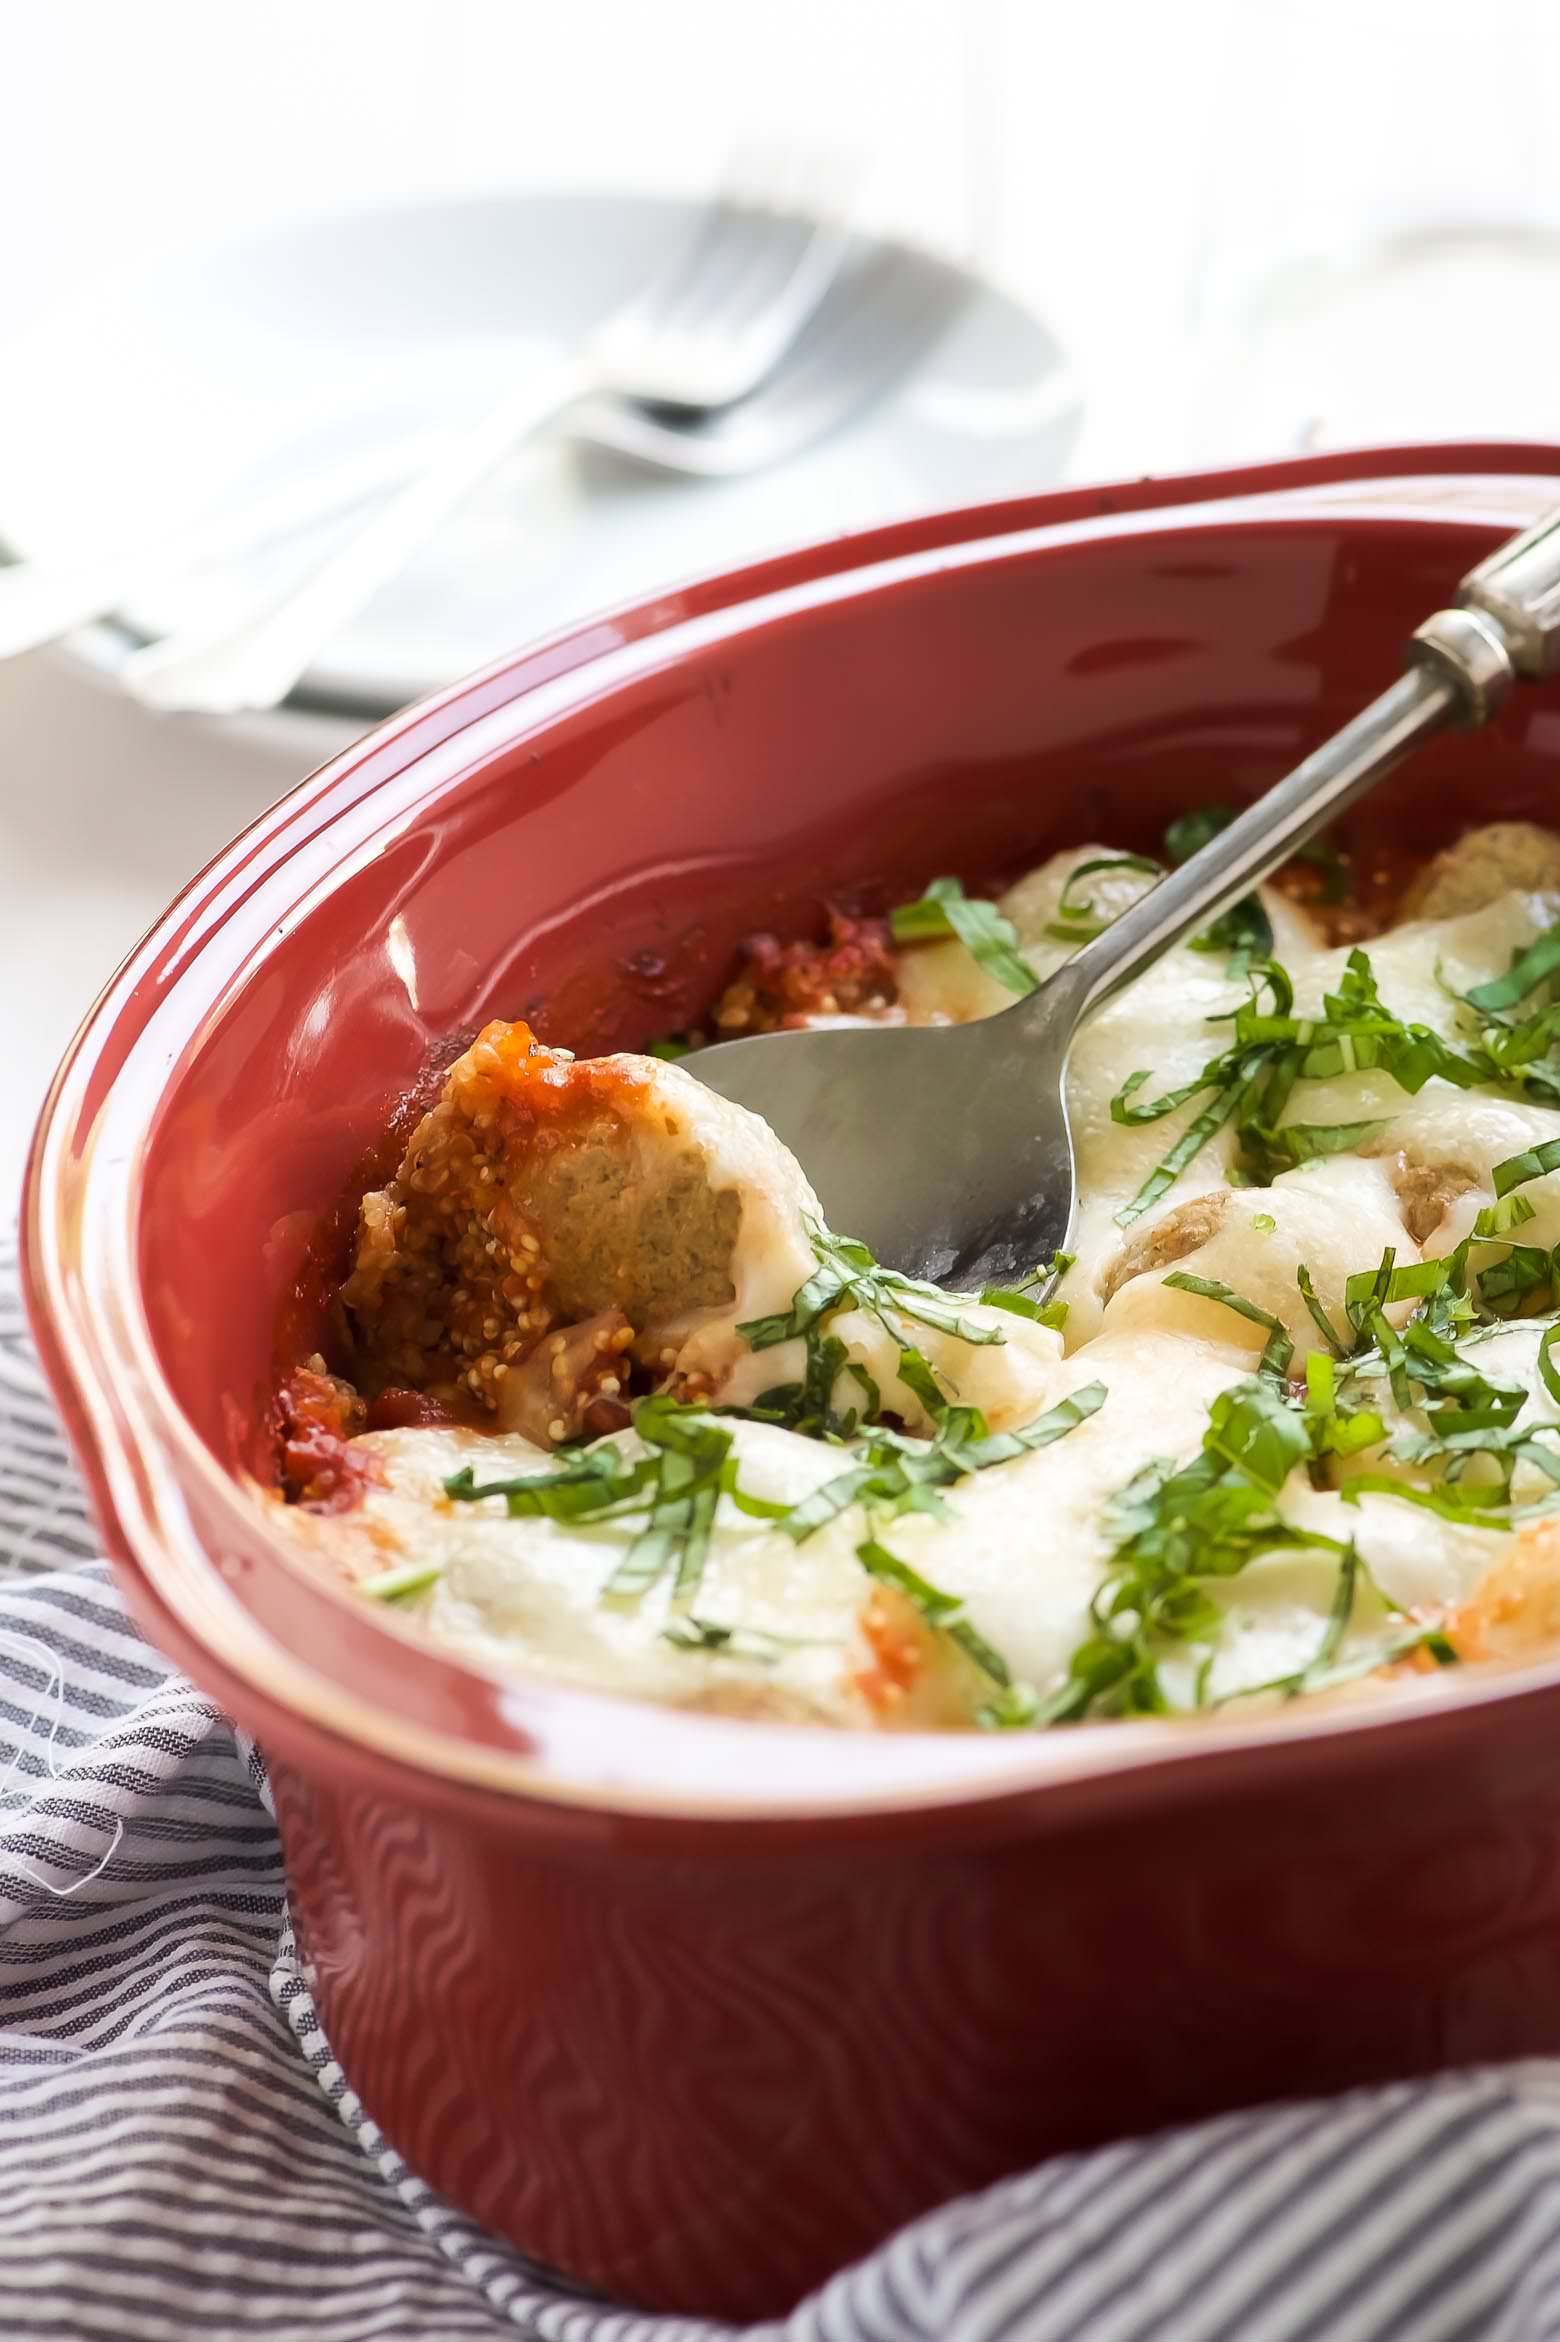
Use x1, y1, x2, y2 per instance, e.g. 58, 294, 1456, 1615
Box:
1054, 666, 1457, 1020
1048, 501, 1560, 1026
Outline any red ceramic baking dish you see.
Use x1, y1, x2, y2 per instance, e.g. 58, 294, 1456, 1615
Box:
25, 443, 1560, 2318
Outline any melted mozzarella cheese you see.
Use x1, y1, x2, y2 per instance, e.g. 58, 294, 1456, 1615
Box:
712, 1299, 1065, 1435
1100, 1157, 1414, 1356
298, 1419, 880, 1722
299, 841, 1560, 1731
856, 1333, 1246, 1691
891, 848, 1326, 1341
306, 1331, 1244, 1720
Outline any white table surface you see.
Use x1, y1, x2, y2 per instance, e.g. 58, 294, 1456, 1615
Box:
0, 652, 354, 1214
4, 0, 1558, 1214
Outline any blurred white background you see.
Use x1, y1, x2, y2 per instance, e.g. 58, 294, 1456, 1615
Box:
6, 0, 1560, 1202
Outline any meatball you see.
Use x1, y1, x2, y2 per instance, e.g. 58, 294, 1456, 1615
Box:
1369, 1151, 1479, 1248
341, 1019, 1061, 1444
1097, 1191, 1231, 1306
1099, 1159, 1412, 1357
343, 1020, 799, 1426
1361, 1098, 1560, 1257
1398, 822, 1560, 921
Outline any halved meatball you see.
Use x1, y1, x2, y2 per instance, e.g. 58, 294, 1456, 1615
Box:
343, 1021, 800, 1426
1097, 1191, 1232, 1307
341, 1019, 1060, 1444
1098, 1159, 1412, 1357
1361, 1097, 1560, 1257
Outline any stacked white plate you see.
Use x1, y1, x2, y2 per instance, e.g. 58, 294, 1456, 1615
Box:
0, 195, 1080, 718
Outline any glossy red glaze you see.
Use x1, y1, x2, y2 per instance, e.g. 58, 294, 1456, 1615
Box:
25, 444, 1560, 2316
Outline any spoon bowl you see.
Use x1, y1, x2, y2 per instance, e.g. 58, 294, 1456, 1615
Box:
693, 1009, 1078, 1286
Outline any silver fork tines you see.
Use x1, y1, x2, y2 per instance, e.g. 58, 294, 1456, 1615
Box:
591, 195, 852, 411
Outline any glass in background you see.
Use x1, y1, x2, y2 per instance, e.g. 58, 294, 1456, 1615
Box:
971, 0, 1238, 481
1181, 0, 1560, 463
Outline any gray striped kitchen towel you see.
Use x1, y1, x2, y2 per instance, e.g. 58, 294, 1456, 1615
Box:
5, 1224, 1560, 2342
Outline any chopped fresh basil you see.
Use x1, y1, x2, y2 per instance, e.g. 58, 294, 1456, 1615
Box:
1262, 1117, 1391, 1168
1474, 1193, 1538, 1240
809, 1377, 1105, 1714
1112, 925, 1560, 1224
1478, 1244, 1558, 1316
890, 876, 1039, 998
981, 1287, 1068, 1330
980, 1247, 1075, 1330
856, 1537, 1023, 1697
1113, 1066, 1252, 1226
733, 1330, 881, 1440
1463, 925, 1560, 1017
1162, 1271, 1293, 1381
1311, 1226, 1560, 1520
445, 1395, 785, 1612
1034, 1374, 1350, 1724
445, 1444, 656, 1522
1038, 1216, 1525, 1723
359, 1558, 443, 1602
1542, 1324, 1560, 1409
1164, 803, 1274, 977
600, 1401, 734, 1607
1289, 1626, 1459, 1696
1342, 1246, 1452, 1330
1302, 1536, 1362, 1682
1044, 854, 1162, 946
1301, 1349, 1386, 1465
1296, 1263, 1347, 1354
893, 1344, 949, 1420
662, 1616, 797, 1664
1493, 1138, 1560, 1197
1163, 805, 1236, 866
1339, 1474, 1518, 1527
784, 1372, 1107, 1548
739, 1219, 1006, 1354
1210, 1575, 1454, 1710
1039, 1360, 1458, 1725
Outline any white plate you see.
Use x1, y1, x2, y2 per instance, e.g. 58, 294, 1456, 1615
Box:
0, 194, 1078, 719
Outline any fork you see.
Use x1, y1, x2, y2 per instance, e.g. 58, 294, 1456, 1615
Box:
568, 242, 994, 478
117, 189, 852, 717
0, 240, 998, 666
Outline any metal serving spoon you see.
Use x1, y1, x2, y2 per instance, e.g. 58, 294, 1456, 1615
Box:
689, 505, 1560, 1287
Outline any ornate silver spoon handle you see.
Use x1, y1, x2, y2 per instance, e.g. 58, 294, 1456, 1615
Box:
1033, 503, 1560, 1030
